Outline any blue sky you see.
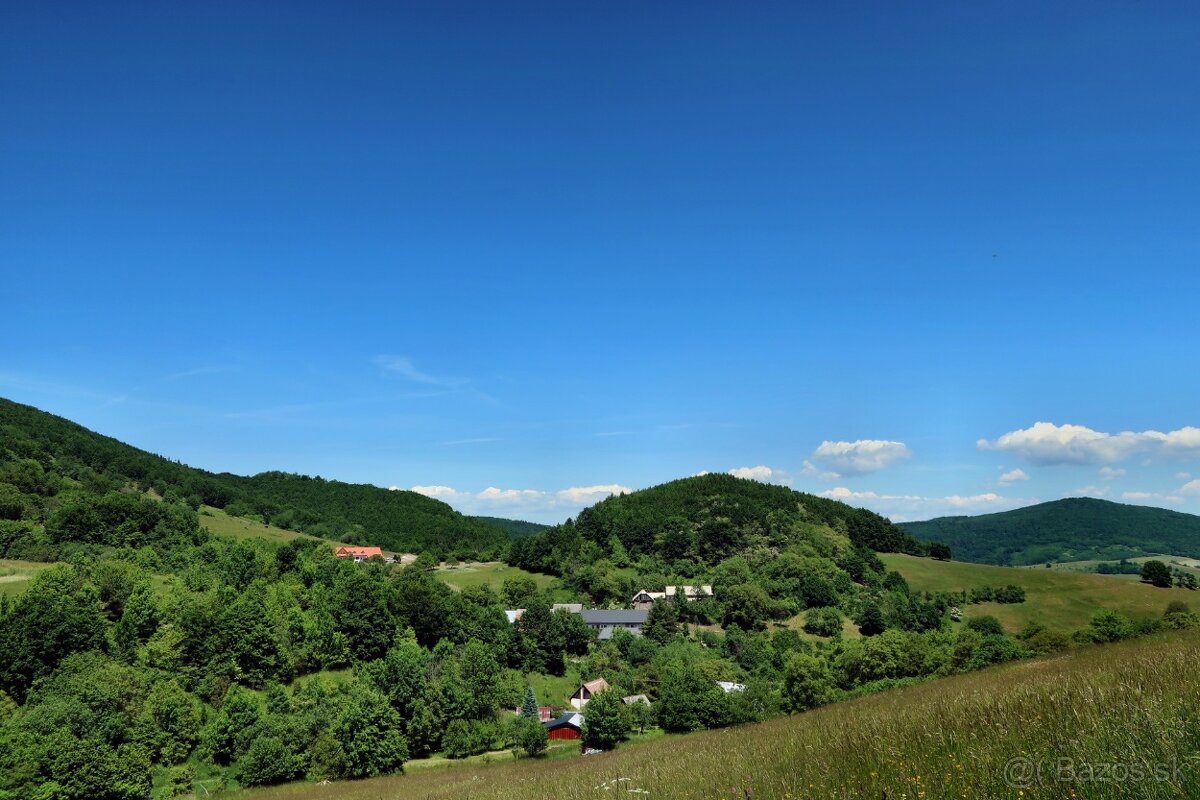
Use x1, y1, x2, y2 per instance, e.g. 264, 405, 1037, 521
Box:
2, 1, 1199, 524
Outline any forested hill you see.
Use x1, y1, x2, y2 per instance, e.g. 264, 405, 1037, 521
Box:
0, 397, 508, 558
468, 516, 548, 538
898, 497, 1200, 565
509, 473, 929, 576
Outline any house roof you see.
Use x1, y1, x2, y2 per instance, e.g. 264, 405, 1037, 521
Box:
581, 677, 610, 694
335, 545, 384, 558
514, 706, 555, 722
665, 584, 713, 596
551, 603, 584, 613
505, 609, 525, 624
545, 711, 584, 730
580, 609, 648, 625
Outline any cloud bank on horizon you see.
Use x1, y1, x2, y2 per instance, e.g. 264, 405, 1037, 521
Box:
390, 421, 1200, 525
979, 422, 1200, 465
401, 483, 635, 519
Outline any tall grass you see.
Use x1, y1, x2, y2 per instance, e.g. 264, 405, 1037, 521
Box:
244, 629, 1200, 799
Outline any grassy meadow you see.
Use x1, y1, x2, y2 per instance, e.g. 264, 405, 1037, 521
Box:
1033, 554, 1200, 581
0, 558, 54, 598
882, 552, 1196, 634
239, 629, 1200, 800
198, 506, 319, 545
434, 561, 561, 595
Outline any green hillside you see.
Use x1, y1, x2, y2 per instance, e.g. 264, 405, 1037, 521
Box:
0, 397, 507, 558
468, 516, 548, 538
898, 497, 1200, 565
510, 473, 926, 580
882, 552, 1197, 634
5, 398, 1200, 800
241, 629, 1200, 800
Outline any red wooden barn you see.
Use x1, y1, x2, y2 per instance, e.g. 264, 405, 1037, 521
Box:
544, 711, 584, 740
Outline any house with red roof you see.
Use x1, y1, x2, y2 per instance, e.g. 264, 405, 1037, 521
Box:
334, 545, 384, 563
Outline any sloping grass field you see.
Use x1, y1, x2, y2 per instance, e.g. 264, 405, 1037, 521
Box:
434, 561, 561, 594
198, 506, 320, 544
1034, 554, 1200, 581
242, 629, 1200, 799
0, 558, 54, 598
882, 552, 1196, 634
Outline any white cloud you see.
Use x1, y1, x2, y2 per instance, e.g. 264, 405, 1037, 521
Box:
1122, 491, 1183, 505
1065, 485, 1107, 498
810, 439, 911, 476
801, 460, 840, 481
1099, 467, 1126, 480
821, 488, 914, 501
979, 422, 1200, 465
374, 355, 464, 387
1180, 479, 1200, 497
999, 468, 1029, 485
728, 465, 773, 481
1161, 427, 1200, 455
401, 482, 635, 522
818, 487, 1021, 521
727, 465, 793, 486
1177, 472, 1193, 481
409, 485, 460, 497
555, 485, 632, 503
478, 487, 545, 503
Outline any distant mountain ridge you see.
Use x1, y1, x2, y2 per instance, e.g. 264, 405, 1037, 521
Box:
0, 397, 509, 557
898, 497, 1200, 565
468, 516, 548, 538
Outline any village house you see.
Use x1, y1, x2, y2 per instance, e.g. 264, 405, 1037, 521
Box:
505, 606, 648, 639
631, 585, 714, 609
630, 590, 663, 609
333, 545, 384, 563
513, 705, 555, 722
505, 604, 581, 624
552, 603, 584, 613
544, 711, 584, 739
622, 694, 650, 706
579, 608, 648, 639
570, 677, 610, 709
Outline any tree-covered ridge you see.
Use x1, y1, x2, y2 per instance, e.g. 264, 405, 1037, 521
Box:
468, 516, 548, 539
898, 497, 1200, 566
578, 474, 925, 556
510, 474, 927, 579
0, 397, 507, 559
